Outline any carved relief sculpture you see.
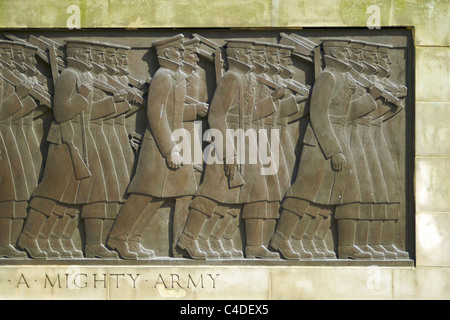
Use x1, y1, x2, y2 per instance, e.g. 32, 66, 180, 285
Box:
0, 31, 410, 262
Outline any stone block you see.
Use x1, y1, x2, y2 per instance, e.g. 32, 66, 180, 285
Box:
416, 102, 450, 157
416, 47, 450, 103
415, 157, 450, 213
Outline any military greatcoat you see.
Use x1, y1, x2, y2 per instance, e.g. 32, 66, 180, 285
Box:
284, 56, 361, 207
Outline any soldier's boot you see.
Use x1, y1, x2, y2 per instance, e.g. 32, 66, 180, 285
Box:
177, 209, 208, 260
0, 219, 27, 259
85, 219, 120, 259
17, 210, 47, 259
290, 237, 313, 259
128, 234, 155, 259
198, 214, 220, 259
270, 210, 301, 259
245, 219, 280, 260
270, 232, 300, 260
208, 214, 233, 259
337, 219, 372, 260
37, 214, 60, 259
49, 234, 73, 258
313, 234, 337, 259
221, 214, 243, 258
59, 215, 84, 258
368, 220, 396, 259
380, 220, 409, 259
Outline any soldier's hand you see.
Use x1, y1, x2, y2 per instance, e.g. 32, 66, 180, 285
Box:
271, 86, 286, 101
196, 103, 209, 117
369, 83, 384, 99
17, 83, 32, 99
78, 83, 92, 97
167, 151, 184, 170
225, 156, 237, 178
331, 152, 346, 172
114, 90, 127, 102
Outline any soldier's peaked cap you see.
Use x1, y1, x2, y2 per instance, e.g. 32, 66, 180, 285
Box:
321, 38, 352, 48
252, 41, 268, 50
377, 43, 393, 53
279, 44, 295, 55
183, 37, 200, 52
65, 39, 93, 49
225, 39, 254, 49
348, 40, 367, 49
0, 40, 14, 48
363, 42, 384, 52
152, 34, 184, 50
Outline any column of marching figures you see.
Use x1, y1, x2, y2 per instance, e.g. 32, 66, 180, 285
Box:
0, 34, 409, 261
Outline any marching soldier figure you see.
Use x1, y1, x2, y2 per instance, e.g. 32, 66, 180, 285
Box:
178, 39, 283, 260
107, 34, 207, 259
272, 38, 375, 260
0, 40, 28, 259
17, 39, 115, 259
371, 43, 409, 259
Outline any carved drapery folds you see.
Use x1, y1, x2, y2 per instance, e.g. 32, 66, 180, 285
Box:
0, 31, 411, 262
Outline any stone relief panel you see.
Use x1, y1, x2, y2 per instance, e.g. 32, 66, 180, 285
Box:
0, 29, 414, 262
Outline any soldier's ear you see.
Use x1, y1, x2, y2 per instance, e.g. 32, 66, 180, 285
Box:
163, 48, 171, 59
330, 48, 337, 58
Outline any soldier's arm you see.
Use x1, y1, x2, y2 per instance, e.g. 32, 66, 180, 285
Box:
0, 80, 22, 121
147, 71, 177, 158
309, 71, 342, 159
53, 70, 89, 123
208, 72, 240, 163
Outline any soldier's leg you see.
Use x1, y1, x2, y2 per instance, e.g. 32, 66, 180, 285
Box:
37, 212, 60, 259
380, 203, 409, 259
127, 198, 165, 259
208, 205, 235, 259
310, 207, 336, 259
263, 202, 279, 247
83, 202, 118, 259
0, 201, 27, 259
18, 197, 59, 259
0, 218, 27, 259
49, 214, 74, 258
271, 198, 309, 259
243, 202, 279, 260
59, 207, 83, 258
356, 204, 385, 259
177, 196, 218, 260
335, 203, 372, 260
220, 208, 243, 258
172, 196, 195, 258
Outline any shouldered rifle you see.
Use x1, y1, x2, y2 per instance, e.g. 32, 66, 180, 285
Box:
1, 67, 52, 108
349, 68, 402, 107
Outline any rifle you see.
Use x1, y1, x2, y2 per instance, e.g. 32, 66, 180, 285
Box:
349, 68, 402, 108
104, 74, 145, 105
1, 67, 52, 108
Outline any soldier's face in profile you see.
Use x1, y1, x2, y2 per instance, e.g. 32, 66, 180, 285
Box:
237, 49, 253, 65
334, 47, 350, 62
76, 48, 93, 65
118, 53, 128, 68
252, 50, 267, 66
105, 51, 118, 67
166, 45, 185, 64
91, 49, 105, 65
279, 54, 293, 69
0, 48, 13, 62
378, 52, 392, 69
349, 48, 364, 64
266, 52, 278, 66
13, 47, 25, 66
184, 49, 199, 66
362, 50, 378, 65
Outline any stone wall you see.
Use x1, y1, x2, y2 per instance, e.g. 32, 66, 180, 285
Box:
0, 0, 449, 300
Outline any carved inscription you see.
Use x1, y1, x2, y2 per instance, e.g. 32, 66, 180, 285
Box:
0, 30, 411, 262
